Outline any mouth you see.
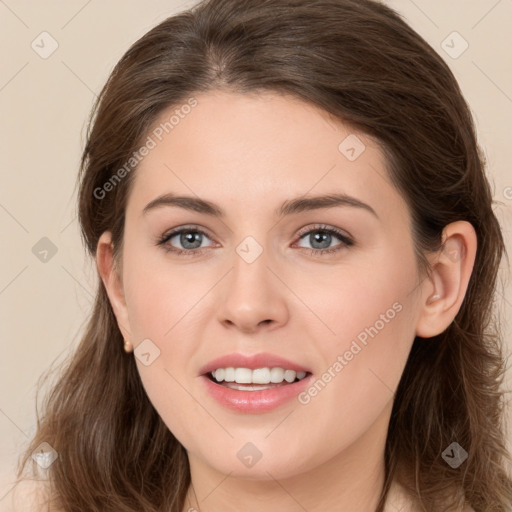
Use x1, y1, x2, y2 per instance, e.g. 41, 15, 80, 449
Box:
200, 367, 314, 413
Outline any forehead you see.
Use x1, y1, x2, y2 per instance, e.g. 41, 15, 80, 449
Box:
127, 90, 400, 219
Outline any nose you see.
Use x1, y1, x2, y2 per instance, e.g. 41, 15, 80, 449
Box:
216, 244, 290, 334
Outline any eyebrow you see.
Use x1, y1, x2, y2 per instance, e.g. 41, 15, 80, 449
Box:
142, 192, 378, 219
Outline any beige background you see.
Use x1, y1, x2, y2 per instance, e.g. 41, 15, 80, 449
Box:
1, 0, 511, 503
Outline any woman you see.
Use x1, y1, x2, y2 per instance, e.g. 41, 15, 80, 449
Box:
11, 0, 512, 510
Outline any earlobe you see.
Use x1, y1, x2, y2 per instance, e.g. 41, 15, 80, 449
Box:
96, 231, 132, 343
415, 221, 477, 338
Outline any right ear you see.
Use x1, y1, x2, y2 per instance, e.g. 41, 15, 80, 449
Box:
96, 231, 132, 342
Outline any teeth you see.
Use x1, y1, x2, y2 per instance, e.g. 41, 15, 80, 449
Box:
211, 367, 308, 385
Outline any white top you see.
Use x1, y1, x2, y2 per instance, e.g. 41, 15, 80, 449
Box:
3, 477, 477, 512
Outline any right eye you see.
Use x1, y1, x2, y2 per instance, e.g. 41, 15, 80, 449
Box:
157, 226, 217, 256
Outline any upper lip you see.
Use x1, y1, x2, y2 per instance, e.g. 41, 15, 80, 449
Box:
199, 352, 311, 376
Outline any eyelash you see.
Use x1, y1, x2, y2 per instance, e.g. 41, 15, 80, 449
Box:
156, 224, 354, 257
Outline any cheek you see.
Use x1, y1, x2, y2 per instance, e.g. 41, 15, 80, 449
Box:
294, 250, 419, 442
304, 247, 418, 360
121, 240, 204, 342
295, 305, 415, 469
120, 243, 208, 401
120, 249, 203, 442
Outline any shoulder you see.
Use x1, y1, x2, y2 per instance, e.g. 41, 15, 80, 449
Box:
385, 480, 475, 512
2, 478, 60, 512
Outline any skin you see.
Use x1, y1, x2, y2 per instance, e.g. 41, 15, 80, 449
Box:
96, 90, 477, 512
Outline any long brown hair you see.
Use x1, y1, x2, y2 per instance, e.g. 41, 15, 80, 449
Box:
17, 0, 512, 510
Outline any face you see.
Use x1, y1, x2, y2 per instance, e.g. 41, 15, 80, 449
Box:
105, 90, 428, 480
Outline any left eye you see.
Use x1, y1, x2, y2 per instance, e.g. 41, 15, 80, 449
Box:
295, 227, 353, 252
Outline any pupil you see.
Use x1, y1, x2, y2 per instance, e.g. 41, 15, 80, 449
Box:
312, 231, 331, 249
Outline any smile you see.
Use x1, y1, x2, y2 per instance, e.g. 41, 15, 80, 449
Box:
201, 369, 313, 413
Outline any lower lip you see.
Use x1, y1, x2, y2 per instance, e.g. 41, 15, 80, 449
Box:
200, 374, 313, 413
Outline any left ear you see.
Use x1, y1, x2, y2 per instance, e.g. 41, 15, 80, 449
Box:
415, 220, 477, 338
